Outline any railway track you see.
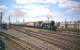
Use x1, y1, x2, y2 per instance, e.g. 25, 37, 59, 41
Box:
0, 31, 39, 50
0, 29, 60, 50
13, 26, 80, 50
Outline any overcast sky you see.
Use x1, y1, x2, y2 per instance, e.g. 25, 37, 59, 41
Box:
0, 0, 80, 22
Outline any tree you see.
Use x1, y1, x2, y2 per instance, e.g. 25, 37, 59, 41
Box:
38, 21, 43, 28
51, 21, 55, 26
50, 20, 56, 30
33, 22, 36, 27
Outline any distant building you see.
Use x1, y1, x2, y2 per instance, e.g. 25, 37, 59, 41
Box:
58, 21, 80, 31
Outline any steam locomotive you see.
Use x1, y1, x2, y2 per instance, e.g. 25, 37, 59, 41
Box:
26, 21, 56, 30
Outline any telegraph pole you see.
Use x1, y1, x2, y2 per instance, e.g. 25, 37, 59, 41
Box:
9, 16, 11, 28
0, 12, 3, 29
65, 18, 67, 29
